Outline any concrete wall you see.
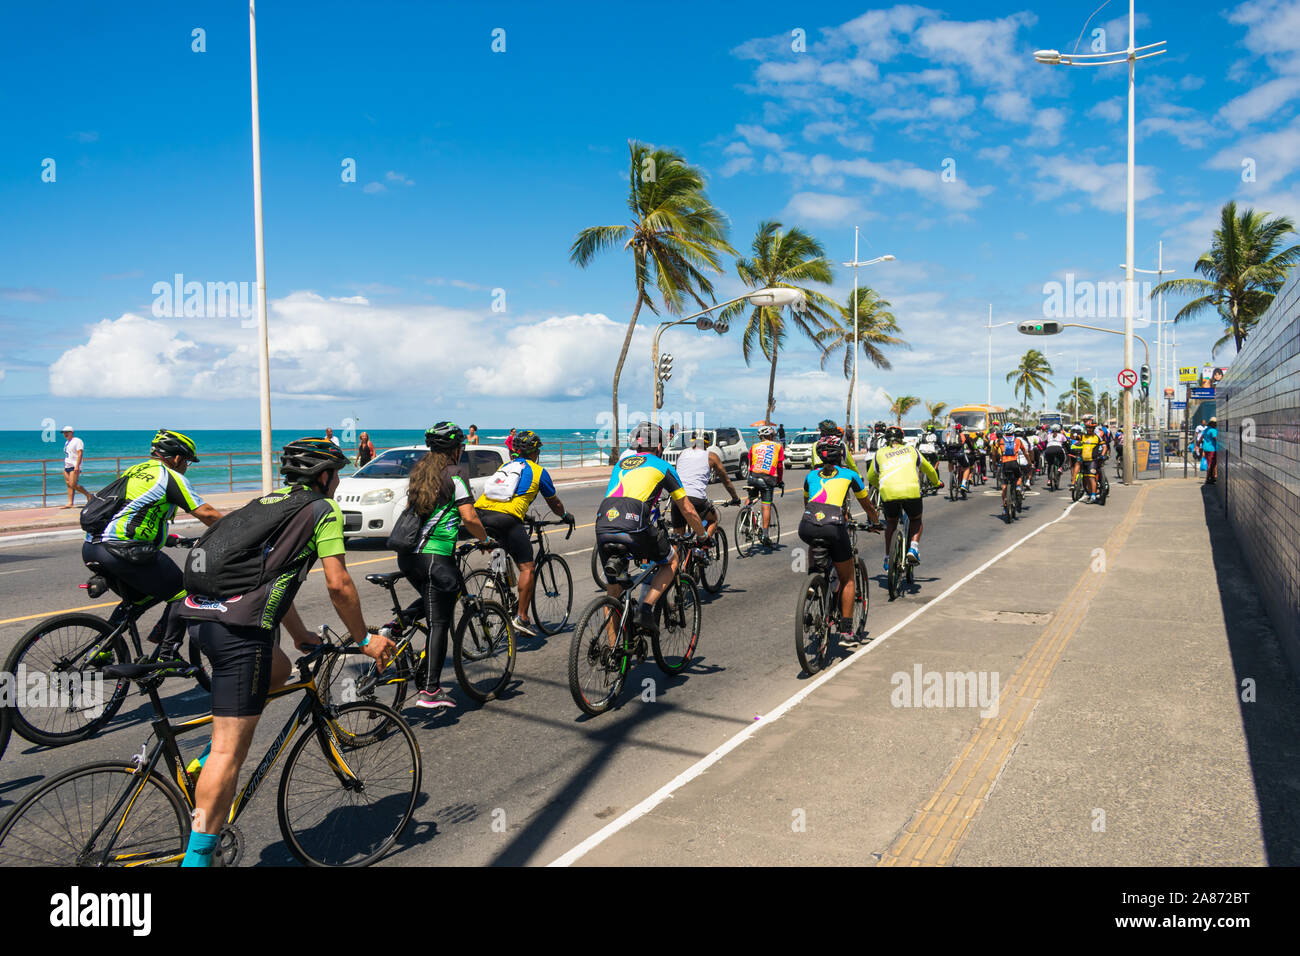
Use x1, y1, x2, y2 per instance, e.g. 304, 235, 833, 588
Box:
1216, 268, 1300, 676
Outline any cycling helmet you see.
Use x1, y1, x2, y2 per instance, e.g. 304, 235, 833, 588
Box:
815, 434, 845, 464
885, 425, 904, 443
425, 421, 466, 451
873, 421, 886, 432
1002, 423, 1016, 435
1083, 417, 1097, 429
758, 425, 777, 440
152, 428, 199, 463
628, 421, 667, 451
513, 429, 543, 458
954, 423, 963, 433
280, 437, 349, 481
1051, 424, 1061, 433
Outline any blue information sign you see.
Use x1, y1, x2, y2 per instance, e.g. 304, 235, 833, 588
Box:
1170, 401, 1187, 409
1190, 387, 1216, 399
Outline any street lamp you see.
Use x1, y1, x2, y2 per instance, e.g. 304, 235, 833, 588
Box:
1034, 0, 1166, 486
1119, 243, 1174, 428
984, 305, 1016, 407
249, 0, 274, 491
843, 230, 895, 450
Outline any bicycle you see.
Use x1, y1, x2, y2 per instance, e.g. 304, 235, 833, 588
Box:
1069, 458, 1109, 505
946, 452, 969, 501
0, 634, 421, 867
884, 510, 916, 600
568, 538, 701, 716
735, 484, 782, 558
1046, 453, 1063, 492
670, 510, 732, 594
0, 705, 10, 763
795, 520, 878, 675
463, 516, 574, 635
321, 546, 516, 708
3, 535, 211, 748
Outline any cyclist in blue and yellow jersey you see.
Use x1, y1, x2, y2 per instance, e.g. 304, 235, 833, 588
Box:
747, 425, 786, 546
81, 429, 224, 655
866, 425, 942, 571
474, 429, 573, 638
594, 422, 706, 638
811, 418, 861, 473
799, 434, 881, 643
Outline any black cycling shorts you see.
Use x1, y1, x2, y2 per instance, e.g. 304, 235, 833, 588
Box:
191, 620, 275, 717
670, 494, 715, 529
81, 541, 183, 603
478, 510, 533, 565
1044, 446, 1066, 466
747, 474, 779, 504
881, 497, 923, 521
945, 446, 970, 466
1000, 461, 1023, 482
596, 526, 671, 573
798, 519, 853, 564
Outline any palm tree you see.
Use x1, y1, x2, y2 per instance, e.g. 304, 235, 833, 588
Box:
885, 393, 921, 426
1096, 390, 1114, 421
1006, 349, 1054, 408
1151, 201, 1300, 354
571, 141, 735, 461
925, 400, 948, 425
1057, 377, 1095, 419
813, 286, 907, 424
719, 221, 837, 422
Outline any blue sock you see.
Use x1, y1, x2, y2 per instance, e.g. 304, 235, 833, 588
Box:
197, 740, 211, 768
181, 830, 219, 867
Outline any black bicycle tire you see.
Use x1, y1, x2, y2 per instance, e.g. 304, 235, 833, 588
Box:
0, 704, 10, 763
700, 527, 729, 593
590, 546, 608, 590
0, 761, 189, 866
452, 599, 515, 703
567, 595, 628, 716
795, 574, 829, 675
531, 553, 573, 636
463, 568, 513, 614
854, 556, 870, 638
4, 614, 132, 748
277, 701, 421, 867
768, 505, 781, 548
652, 574, 701, 675
734, 505, 757, 559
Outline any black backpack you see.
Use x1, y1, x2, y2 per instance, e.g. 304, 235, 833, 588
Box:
79, 473, 132, 537
183, 486, 324, 599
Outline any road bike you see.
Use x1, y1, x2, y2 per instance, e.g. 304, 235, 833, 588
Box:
946, 451, 969, 501
735, 484, 782, 558
0, 635, 421, 867
568, 537, 701, 716
321, 549, 516, 708
885, 509, 917, 600
1000, 465, 1025, 522
795, 520, 878, 675
3, 535, 210, 748
463, 516, 574, 634
669, 516, 731, 594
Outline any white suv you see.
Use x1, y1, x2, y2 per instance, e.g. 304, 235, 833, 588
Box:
785, 430, 819, 468
662, 427, 751, 479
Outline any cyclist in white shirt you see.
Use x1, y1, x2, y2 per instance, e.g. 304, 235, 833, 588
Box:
670, 433, 741, 539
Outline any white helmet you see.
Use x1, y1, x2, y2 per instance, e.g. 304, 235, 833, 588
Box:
758, 425, 777, 440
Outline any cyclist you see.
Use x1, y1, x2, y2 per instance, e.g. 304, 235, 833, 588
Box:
746, 425, 785, 546
941, 421, 971, 494
865, 421, 888, 455
81, 429, 224, 656
917, 427, 940, 492
474, 429, 574, 638
971, 429, 987, 483
177, 438, 395, 867
866, 425, 941, 570
1071, 417, 1108, 502
799, 434, 881, 643
671, 431, 741, 541
1043, 423, 1068, 488
1112, 426, 1124, 473
995, 423, 1029, 518
399, 422, 492, 709
594, 422, 707, 638
812, 419, 861, 474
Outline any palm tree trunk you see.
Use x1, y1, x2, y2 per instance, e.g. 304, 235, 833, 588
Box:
765, 339, 779, 423
1232, 297, 1243, 352
845, 367, 854, 428
609, 279, 646, 464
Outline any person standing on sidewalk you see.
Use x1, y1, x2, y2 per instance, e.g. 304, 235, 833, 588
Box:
61, 426, 92, 509
1201, 417, 1219, 484
357, 432, 377, 467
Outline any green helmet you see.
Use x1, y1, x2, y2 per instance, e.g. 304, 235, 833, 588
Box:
424, 421, 465, 452
152, 429, 199, 463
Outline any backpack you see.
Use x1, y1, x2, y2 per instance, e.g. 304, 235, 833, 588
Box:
80, 472, 133, 537
183, 486, 324, 599
482, 459, 528, 502
1003, 436, 1016, 457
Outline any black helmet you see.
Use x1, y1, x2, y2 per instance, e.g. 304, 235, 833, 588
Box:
513, 429, 542, 458
152, 428, 199, 463
818, 418, 839, 436
816, 434, 845, 464
885, 425, 904, 443
280, 438, 349, 482
628, 421, 666, 451
424, 421, 465, 452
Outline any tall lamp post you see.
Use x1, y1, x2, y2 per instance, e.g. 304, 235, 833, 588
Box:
248, 0, 273, 492
1120, 243, 1174, 427
1034, 0, 1167, 486
842, 231, 894, 452
985, 305, 1016, 407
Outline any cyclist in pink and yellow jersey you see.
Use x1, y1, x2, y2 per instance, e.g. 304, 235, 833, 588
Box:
746, 425, 785, 546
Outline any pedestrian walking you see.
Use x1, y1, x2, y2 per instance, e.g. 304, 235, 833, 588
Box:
357, 432, 377, 467
1201, 417, 1219, 484
61, 425, 91, 509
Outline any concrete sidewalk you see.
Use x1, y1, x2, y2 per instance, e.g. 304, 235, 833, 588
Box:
570, 479, 1300, 866
0, 464, 610, 537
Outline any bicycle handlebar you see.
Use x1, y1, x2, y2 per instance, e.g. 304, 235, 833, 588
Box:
166, 534, 198, 548
526, 515, 576, 540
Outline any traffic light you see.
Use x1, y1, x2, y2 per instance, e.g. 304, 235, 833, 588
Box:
658, 353, 674, 382
1018, 320, 1063, 335
1140, 364, 1150, 395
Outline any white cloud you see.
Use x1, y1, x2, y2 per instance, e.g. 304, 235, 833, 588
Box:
1217, 76, 1300, 129
781, 192, 871, 224
385, 170, 414, 186
734, 124, 784, 149
362, 182, 385, 194
1207, 117, 1300, 189
985, 90, 1031, 122
1227, 0, 1300, 71
1087, 98, 1124, 123
465, 313, 638, 401
1029, 156, 1161, 213
720, 156, 756, 177
50, 314, 197, 398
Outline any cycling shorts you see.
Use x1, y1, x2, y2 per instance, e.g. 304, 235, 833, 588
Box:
81, 541, 183, 603
1000, 461, 1023, 482
596, 526, 672, 574
479, 510, 533, 565
881, 497, 923, 522
191, 620, 275, 717
670, 494, 715, 530
1044, 446, 1066, 465
798, 518, 853, 564
747, 474, 779, 504
945, 445, 970, 466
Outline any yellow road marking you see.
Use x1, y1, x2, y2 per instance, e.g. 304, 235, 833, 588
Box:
880, 484, 1151, 867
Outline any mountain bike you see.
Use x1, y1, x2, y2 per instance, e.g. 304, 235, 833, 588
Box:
463, 516, 574, 634
736, 484, 782, 558
1046, 453, 1062, 491
670, 514, 732, 594
795, 520, 878, 675
3, 535, 210, 748
0, 635, 420, 867
946, 452, 969, 501
568, 537, 701, 716
321, 549, 516, 708
885, 510, 916, 600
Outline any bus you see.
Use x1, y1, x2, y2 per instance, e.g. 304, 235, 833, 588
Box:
947, 404, 1007, 432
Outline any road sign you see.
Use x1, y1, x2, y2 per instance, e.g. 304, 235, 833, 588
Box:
1135, 438, 1160, 472
1178, 366, 1199, 383
1190, 387, 1216, 400
1118, 368, 1138, 389
1171, 401, 1187, 409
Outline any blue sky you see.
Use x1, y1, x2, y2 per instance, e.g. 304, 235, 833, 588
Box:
2, 0, 1295, 433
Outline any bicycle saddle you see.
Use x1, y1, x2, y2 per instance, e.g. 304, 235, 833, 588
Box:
365, 572, 406, 587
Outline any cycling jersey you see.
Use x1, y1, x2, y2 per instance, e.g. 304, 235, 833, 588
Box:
88, 459, 204, 546
802, 465, 872, 525
749, 440, 785, 480
421, 465, 474, 555
474, 458, 555, 521
675, 447, 712, 498
1072, 434, 1103, 461
596, 453, 686, 534
866, 443, 941, 501
995, 435, 1028, 463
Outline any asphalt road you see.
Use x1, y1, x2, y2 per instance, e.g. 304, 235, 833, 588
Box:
0, 466, 1094, 866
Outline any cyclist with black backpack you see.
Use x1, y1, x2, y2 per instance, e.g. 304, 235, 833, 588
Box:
80, 429, 224, 655
175, 437, 394, 868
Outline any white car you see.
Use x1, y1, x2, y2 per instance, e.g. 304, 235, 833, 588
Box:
334, 444, 510, 538
785, 430, 819, 468
902, 427, 923, 447
662, 427, 751, 479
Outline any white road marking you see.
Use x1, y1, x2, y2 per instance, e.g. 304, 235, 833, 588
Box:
0, 569, 34, 575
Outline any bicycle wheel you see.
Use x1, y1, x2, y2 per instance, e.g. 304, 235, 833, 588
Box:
1098, 473, 1109, 506
0, 761, 189, 866
590, 547, 608, 590
3, 614, 132, 747
887, 534, 903, 600
452, 599, 515, 702
319, 637, 417, 713
766, 504, 781, 548
567, 596, 629, 716
795, 574, 831, 676
463, 569, 512, 612
1070, 473, 1083, 502
734, 506, 758, 558
853, 557, 871, 639
700, 528, 729, 593
0, 705, 10, 763
531, 554, 573, 635
278, 702, 420, 867
653, 574, 700, 675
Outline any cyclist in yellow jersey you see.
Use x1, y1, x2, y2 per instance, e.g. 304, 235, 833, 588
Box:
866, 425, 942, 570
1070, 416, 1108, 502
